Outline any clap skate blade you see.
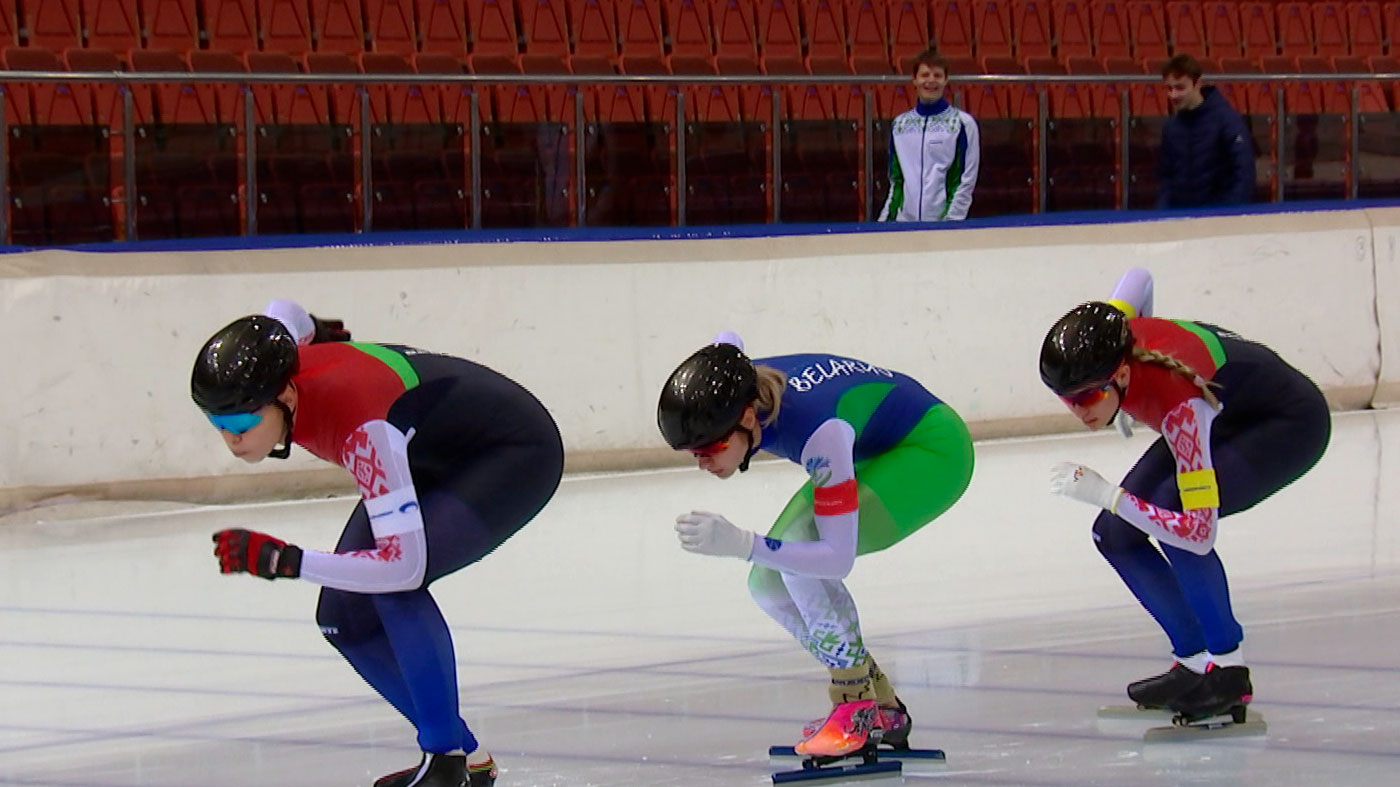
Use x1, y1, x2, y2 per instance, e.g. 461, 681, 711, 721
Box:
1144, 705, 1268, 742
770, 743, 945, 761
770, 745, 903, 784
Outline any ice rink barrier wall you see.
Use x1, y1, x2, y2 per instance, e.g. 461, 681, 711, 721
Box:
2, 205, 1398, 511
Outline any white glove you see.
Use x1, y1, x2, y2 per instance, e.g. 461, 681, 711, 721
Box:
674, 511, 756, 560
1049, 462, 1123, 513
1114, 410, 1135, 438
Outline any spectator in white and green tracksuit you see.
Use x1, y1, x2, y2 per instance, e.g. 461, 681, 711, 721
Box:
878, 47, 981, 222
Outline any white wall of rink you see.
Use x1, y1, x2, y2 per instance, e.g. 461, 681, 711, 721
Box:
2, 206, 1397, 509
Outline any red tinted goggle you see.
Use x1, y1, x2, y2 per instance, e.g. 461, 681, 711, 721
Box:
690, 433, 733, 457
1059, 381, 1116, 409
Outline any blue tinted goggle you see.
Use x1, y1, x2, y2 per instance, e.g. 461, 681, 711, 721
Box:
207, 411, 264, 434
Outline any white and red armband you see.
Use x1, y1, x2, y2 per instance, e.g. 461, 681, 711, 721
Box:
1113, 398, 1221, 555
749, 419, 860, 579
297, 420, 429, 593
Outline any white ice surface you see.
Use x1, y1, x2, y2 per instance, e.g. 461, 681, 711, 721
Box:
3, 410, 1399, 786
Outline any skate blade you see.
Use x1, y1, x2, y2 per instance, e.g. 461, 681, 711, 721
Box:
1097, 705, 1174, 719
771, 759, 901, 784
770, 745, 946, 761
1144, 715, 1268, 743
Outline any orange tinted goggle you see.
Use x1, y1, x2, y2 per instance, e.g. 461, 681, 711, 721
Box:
1059, 381, 1116, 409
690, 434, 732, 457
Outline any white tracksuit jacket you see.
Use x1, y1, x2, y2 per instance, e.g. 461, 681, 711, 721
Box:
878, 100, 980, 222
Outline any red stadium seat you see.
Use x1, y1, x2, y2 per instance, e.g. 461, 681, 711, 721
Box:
888, 0, 930, 67
518, 0, 570, 73
129, 48, 217, 124
140, 0, 198, 50
1237, 2, 1277, 58
1385, 5, 1400, 57
1346, 2, 1385, 57
756, 0, 803, 74
82, 0, 140, 51
929, 0, 972, 58
188, 49, 247, 124
25, 0, 81, 50
205, 0, 257, 52
303, 50, 360, 124
1127, 1, 1168, 61
245, 50, 327, 125
1311, 3, 1348, 57
570, 0, 620, 75
417, 0, 467, 55
365, 0, 417, 54
1276, 2, 1315, 56
664, 0, 716, 74
1201, 1, 1242, 59
312, 0, 366, 55
261, 0, 315, 55
616, 0, 668, 73
469, 0, 522, 72
713, 0, 760, 75
0, 0, 16, 46
972, 0, 1013, 57
1054, 0, 1093, 58
63, 46, 126, 124
805, 0, 851, 75
1092, 1, 1131, 59
1012, 0, 1052, 58
847, 0, 892, 74
1332, 55, 1391, 111
1165, 2, 1205, 58
359, 51, 434, 123
3, 46, 72, 125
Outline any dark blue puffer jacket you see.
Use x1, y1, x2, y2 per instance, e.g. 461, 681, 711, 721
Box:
1157, 86, 1255, 209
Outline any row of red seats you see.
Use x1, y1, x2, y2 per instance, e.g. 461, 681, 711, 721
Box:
3, 1, 1398, 75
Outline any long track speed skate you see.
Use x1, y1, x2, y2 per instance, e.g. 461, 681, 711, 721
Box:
769, 701, 944, 785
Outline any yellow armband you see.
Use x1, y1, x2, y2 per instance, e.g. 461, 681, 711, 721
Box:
1177, 468, 1220, 510
1105, 298, 1138, 319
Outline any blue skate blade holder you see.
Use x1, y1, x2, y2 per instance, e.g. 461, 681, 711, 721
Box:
771, 759, 901, 784
769, 745, 946, 760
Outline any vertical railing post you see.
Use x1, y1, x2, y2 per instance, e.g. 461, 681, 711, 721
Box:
1037, 87, 1048, 214
771, 88, 782, 223
1274, 86, 1286, 203
360, 87, 373, 232
243, 85, 257, 236
469, 90, 481, 229
863, 86, 874, 221
574, 87, 585, 227
123, 85, 136, 240
1119, 88, 1130, 210
676, 88, 687, 227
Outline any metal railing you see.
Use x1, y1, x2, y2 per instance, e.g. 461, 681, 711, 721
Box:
1, 70, 1397, 243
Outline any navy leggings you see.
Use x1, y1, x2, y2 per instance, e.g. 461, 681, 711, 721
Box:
1092, 338, 1330, 657
314, 358, 564, 755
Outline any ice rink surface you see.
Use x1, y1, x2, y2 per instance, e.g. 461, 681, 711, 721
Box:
3, 409, 1399, 787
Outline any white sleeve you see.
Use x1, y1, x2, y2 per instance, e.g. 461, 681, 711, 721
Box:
264, 299, 316, 346
1108, 268, 1155, 319
945, 113, 980, 221
748, 419, 859, 579
1111, 398, 1220, 555
297, 420, 429, 593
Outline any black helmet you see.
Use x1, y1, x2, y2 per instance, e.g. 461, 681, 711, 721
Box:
191, 315, 299, 415
657, 343, 759, 450
1039, 302, 1134, 394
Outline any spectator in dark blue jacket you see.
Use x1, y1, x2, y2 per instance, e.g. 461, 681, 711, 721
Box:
1157, 55, 1255, 209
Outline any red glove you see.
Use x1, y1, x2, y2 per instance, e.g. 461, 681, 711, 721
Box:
212, 529, 303, 580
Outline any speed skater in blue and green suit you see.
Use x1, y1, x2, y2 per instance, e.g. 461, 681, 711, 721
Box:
657, 333, 975, 758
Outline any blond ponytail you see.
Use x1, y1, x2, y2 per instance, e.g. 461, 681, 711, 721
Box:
753, 365, 787, 426
1130, 346, 1222, 409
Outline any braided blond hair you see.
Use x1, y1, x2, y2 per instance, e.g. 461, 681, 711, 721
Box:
1130, 346, 1221, 409
753, 365, 787, 426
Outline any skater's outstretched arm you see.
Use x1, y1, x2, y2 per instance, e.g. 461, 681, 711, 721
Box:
1106, 267, 1154, 319
1052, 397, 1221, 554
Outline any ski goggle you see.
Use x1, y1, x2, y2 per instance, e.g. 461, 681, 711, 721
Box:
206, 411, 264, 435
1059, 380, 1116, 409
689, 433, 733, 458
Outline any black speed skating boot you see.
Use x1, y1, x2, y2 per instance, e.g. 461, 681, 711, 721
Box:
1127, 663, 1206, 709
1170, 665, 1254, 723
373, 752, 468, 787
